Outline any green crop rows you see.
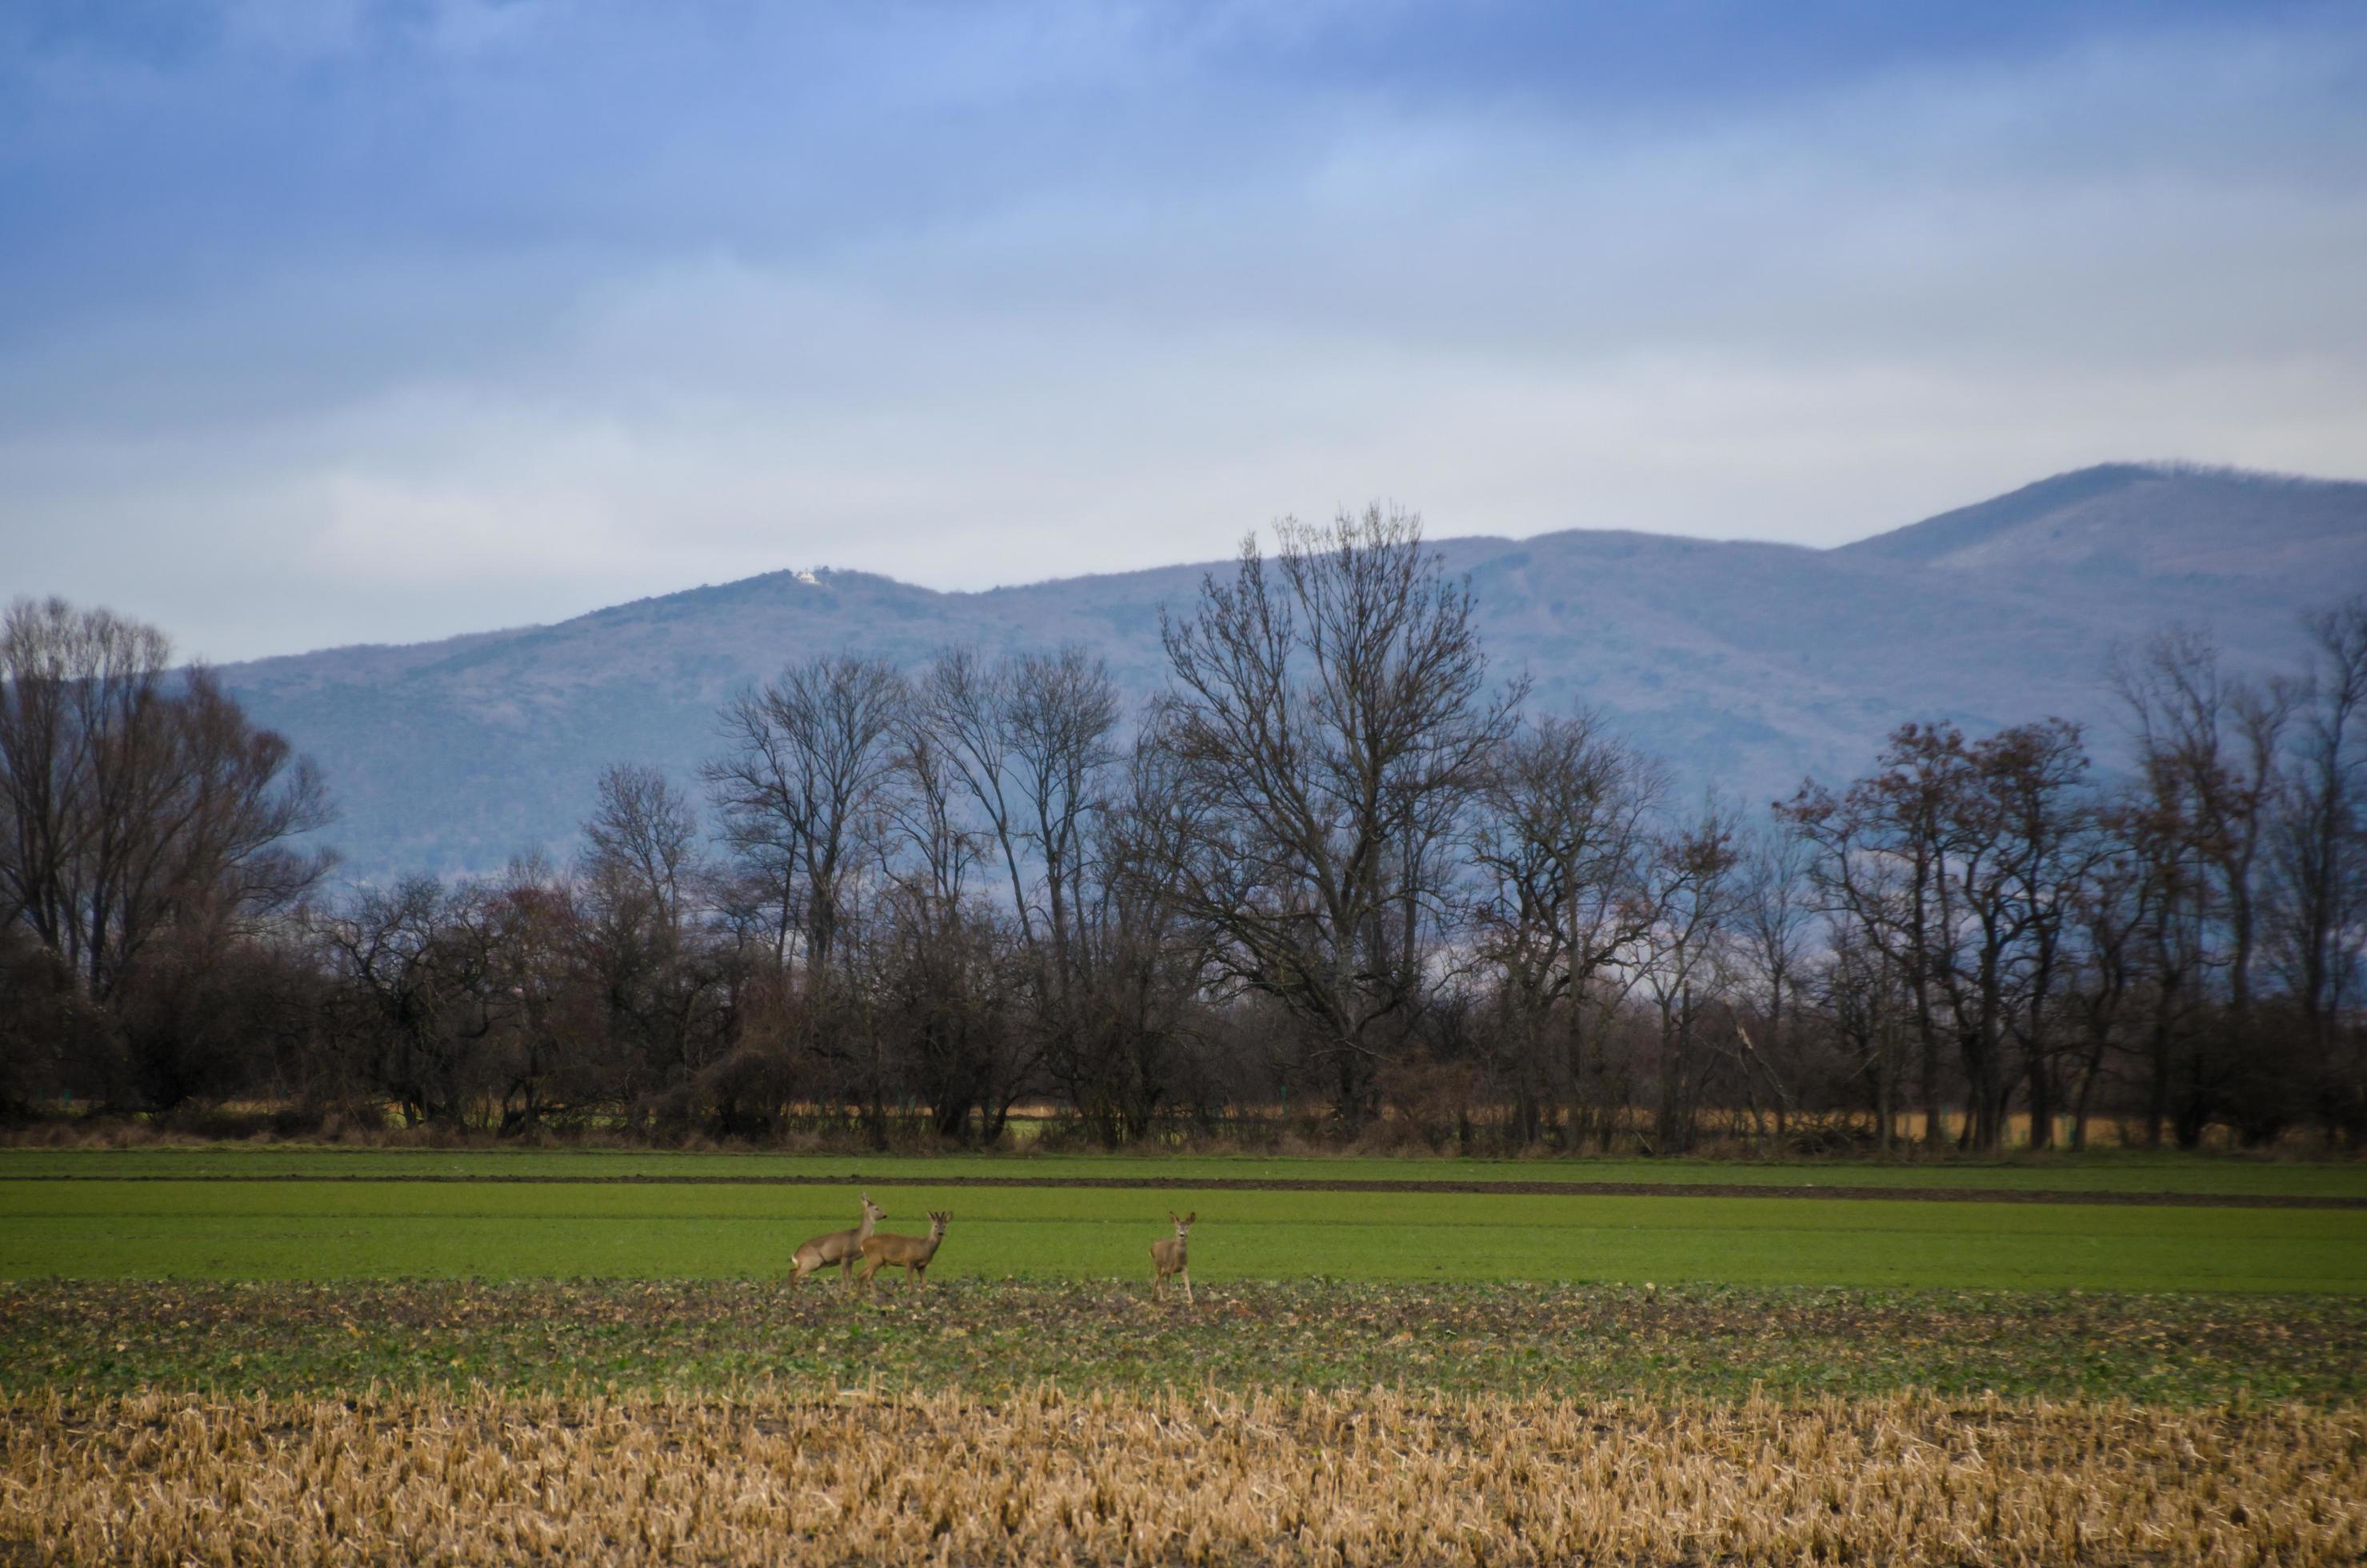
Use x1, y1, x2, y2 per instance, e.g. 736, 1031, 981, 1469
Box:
4, 1150, 2362, 1294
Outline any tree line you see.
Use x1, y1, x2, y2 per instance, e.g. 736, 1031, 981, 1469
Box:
4, 509, 2362, 1153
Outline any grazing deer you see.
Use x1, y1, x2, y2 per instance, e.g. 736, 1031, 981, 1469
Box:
858, 1210, 950, 1289
790, 1192, 887, 1288
1150, 1210, 1196, 1304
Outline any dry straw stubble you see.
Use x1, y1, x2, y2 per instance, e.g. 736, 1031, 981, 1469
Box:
6, 1385, 2365, 1566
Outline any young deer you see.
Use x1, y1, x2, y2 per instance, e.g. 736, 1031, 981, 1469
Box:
790, 1192, 886, 1288
1150, 1210, 1196, 1304
858, 1210, 950, 1289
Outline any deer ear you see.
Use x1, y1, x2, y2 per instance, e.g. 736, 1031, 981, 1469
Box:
1185, 1211, 1196, 1225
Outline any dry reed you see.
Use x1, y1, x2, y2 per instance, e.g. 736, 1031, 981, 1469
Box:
5, 1386, 2361, 1565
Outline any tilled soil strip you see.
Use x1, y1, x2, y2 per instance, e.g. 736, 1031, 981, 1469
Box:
7, 1171, 2361, 1208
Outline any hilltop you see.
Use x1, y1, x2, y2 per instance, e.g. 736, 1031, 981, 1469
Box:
218, 463, 2367, 878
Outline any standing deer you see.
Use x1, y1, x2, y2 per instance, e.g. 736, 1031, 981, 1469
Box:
1150, 1210, 1195, 1304
858, 1210, 950, 1289
790, 1192, 887, 1289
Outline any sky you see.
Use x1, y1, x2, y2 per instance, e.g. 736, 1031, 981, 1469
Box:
3, 0, 2365, 664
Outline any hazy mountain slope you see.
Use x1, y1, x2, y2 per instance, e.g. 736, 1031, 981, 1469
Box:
1839, 464, 2367, 589
221, 464, 2367, 880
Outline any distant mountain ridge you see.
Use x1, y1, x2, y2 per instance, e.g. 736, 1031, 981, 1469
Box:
1837, 463, 2365, 579
218, 463, 2367, 880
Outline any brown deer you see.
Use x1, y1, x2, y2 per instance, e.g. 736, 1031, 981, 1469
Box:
1150, 1210, 1195, 1304
858, 1210, 950, 1289
790, 1192, 886, 1289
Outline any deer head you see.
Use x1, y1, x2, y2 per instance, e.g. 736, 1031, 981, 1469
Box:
1169, 1210, 1195, 1239
862, 1192, 887, 1226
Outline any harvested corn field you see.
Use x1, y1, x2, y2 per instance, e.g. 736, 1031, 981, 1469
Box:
6, 1386, 2364, 1566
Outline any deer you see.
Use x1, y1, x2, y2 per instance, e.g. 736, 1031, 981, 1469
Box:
858, 1210, 950, 1289
1150, 1210, 1196, 1304
790, 1192, 887, 1289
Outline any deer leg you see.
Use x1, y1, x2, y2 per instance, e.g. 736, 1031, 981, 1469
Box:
1181, 1267, 1193, 1306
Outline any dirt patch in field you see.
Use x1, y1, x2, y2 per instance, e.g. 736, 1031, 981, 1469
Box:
13, 1169, 2361, 1207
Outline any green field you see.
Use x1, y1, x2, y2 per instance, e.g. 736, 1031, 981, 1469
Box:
4, 1150, 2363, 1294
7, 1146, 2365, 1414
9, 1144, 2365, 1198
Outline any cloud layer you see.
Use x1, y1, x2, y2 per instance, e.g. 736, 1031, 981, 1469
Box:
4, 1, 2364, 661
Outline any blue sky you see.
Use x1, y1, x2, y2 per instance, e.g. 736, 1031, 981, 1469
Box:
5, 0, 2365, 662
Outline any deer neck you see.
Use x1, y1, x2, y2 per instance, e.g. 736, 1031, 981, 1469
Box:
857, 1210, 878, 1244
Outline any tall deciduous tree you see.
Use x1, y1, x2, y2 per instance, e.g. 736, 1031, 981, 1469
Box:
0, 598, 333, 1001
1465, 710, 1662, 1147
1154, 505, 1524, 1127
1781, 723, 1969, 1148
702, 656, 906, 989
2266, 598, 2367, 1139
0, 598, 332, 1106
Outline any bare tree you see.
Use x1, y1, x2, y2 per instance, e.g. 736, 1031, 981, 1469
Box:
1, 598, 333, 1108
1154, 506, 1525, 1128
918, 644, 1122, 1103
1951, 720, 2094, 1151
1638, 801, 1744, 1154
1465, 710, 1662, 1147
2265, 598, 2367, 1139
1785, 720, 2097, 1154
1781, 724, 1969, 1148
482, 855, 604, 1136
702, 656, 906, 990
916, 648, 1027, 933
1729, 822, 1815, 1145
1809, 918, 1909, 1150
314, 877, 510, 1127
2061, 796, 2171, 1150
874, 720, 1025, 1142
582, 764, 702, 940
1006, 648, 1122, 1003
577, 766, 720, 1096
0, 600, 333, 1004
2114, 630, 2291, 1015
1069, 729, 1217, 1142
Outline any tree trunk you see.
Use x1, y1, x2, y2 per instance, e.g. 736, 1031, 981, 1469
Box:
1917, 986, 1946, 1149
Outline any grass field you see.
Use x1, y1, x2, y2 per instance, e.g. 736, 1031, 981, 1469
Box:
6, 1158, 2364, 1293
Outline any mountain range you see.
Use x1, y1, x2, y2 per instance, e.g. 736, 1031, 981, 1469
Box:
218, 462, 2367, 881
